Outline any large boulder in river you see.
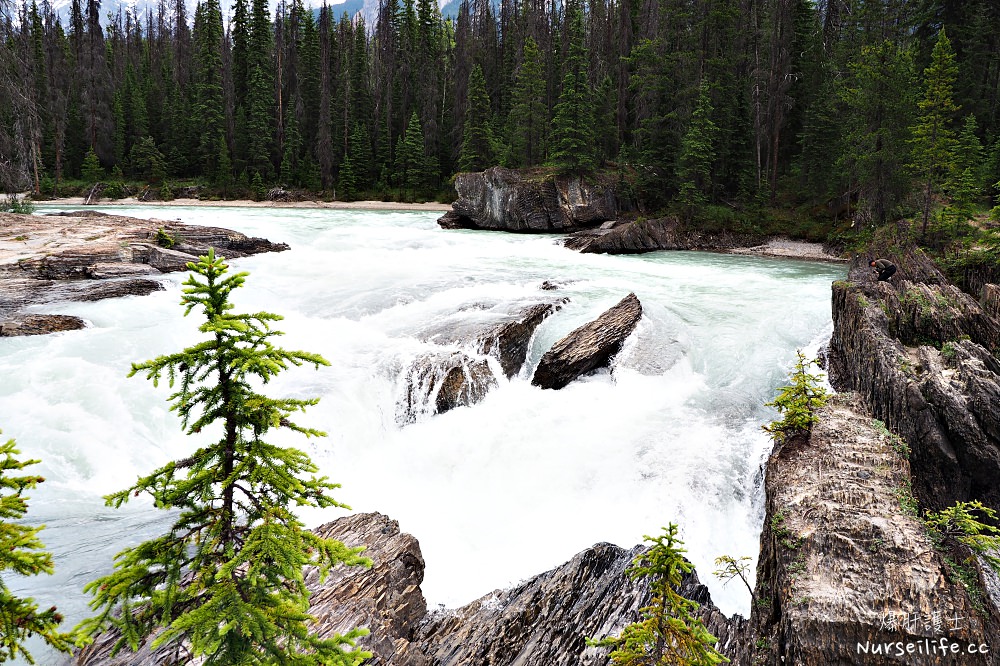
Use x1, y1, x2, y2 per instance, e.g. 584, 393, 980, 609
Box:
564, 217, 766, 254
0, 313, 86, 336
396, 351, 498, 424
437, 167, 624, 232
531, 293, 642, 390
418, 296, 567, 378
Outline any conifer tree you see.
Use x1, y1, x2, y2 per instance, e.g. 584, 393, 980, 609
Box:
911, 28, 960, 239
77, 251, 372, 665
458, 64, 496, 172
1, 432, 74, 664
676, 80, 719, 214
548, 0, 596, 174
505, 37, 546, 168
395, 111, 427, 191
192, 0, 226, 181
587, 524, 728, 665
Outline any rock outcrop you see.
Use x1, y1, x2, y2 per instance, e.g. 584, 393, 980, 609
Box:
748, 393, 998, 665
79, 512, 748, 666
0, 313, 86, 336
418, 295, 567, 378
0, 211, 288, 334
563, 217, 766, 254
532, 293, 642, 389
437, 168, 625, 232
827, 253, 1000, 512
396, 351, 498, 424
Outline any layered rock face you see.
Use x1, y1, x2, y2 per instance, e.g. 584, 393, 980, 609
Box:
0, 211, 288, 333
748, 394, 997, 665
437, 168, 623, 232
532, 293, 642, 389
827, 254, 1000, 511
79, 512, 748, 666
564, 217, 766, 254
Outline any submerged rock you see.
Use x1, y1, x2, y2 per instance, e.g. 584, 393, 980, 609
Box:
0, 313, 86, 336
396, 351, 498, 424
531, 293, 643, 389
748, 393, 998, 665
437, 167, 624, 232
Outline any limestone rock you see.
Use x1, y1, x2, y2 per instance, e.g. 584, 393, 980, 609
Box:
438, 167, 623, 232
531, 293, 642, 389
479, 302, 563, 377
827, 272, 1000, 511
308, 513, 429, 665
564, 217, 765, 254
0, 211, 288, 333
416, 295, 567, 378
983, 283, 1000, 320
77, 512, 747, 666
747, 394, 998, 665
0, 313, 86, 336
75, 278, 165, 301
397, 351, 498, 424
410, 543, 747, 666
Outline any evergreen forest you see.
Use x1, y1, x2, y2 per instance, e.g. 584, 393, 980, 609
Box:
2, 0, 1000, 229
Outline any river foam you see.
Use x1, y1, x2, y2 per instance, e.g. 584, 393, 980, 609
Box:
2, 205, 844, 663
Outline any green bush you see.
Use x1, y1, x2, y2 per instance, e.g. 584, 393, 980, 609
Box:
1, 195, 35, 214
762, 351, 830, 440
924, 501, 1000, 572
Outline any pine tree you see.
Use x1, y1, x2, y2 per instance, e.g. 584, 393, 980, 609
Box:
192, 0, 226, 181
838, 40, 915, 227
77, 251, 372, 665
81, 147, 103, 182
458, 65, 496, 172
505, 36, 546, 168
587, 524, 728, 665
548, 0, 596, 174
1, 432, 75, 664
911, 28, 960, 239
394, 111, 427, 191
676, 80, 719, 214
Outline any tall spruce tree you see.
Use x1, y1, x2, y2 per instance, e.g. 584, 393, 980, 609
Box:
1, 432, 74, 664
676, 80, 719, 214
77, 251, 371, 665
548, 0, 595, 174
838, 40, 915, 227
505, 36, 546, 168
458, 64, 496, 172
192, 0, 225, 181
911, 28, 960, 238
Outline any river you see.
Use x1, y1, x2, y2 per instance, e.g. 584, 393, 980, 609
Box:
2, 205, 844, 663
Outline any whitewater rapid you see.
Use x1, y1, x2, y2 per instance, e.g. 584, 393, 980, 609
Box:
2, 205, 844, 663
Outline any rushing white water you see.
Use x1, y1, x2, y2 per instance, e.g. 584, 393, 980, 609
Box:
3, 205, 844, 663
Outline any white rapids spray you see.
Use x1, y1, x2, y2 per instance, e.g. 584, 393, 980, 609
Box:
1, 205, 845, 663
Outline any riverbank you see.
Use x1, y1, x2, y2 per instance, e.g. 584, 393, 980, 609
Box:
39, 196, 453, 211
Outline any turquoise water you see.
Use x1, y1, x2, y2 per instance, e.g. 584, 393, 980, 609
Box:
2, 205, 845, 663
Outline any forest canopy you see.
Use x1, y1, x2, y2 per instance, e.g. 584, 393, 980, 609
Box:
1, 0, 999, 219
